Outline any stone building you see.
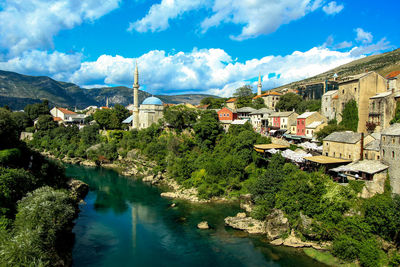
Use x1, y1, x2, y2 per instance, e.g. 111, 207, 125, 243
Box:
123, 64, 164, 129
363, 133, 381, 161
50, 107, 86, 124
336, 71, 387, 133
323, 131, 374, 161
387, 71, 400, 91
249, 108, 274, 130
298, 80, 338, 100
321, 90, 338, 121
226, 98, 237, 110
380, 123, 400, 194
305, 121, 327, 139
296, 111, 327, 136
217, 107, 237, 131
252, 91, 281, 109
236, 107, 256, 120
269, 111, 298, 130
368, 91, 400, 132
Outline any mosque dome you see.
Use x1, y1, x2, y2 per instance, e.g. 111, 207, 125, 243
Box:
142, 96, 163, 105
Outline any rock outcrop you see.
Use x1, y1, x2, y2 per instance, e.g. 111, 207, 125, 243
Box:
360, 172, 386, 198
197, 221, 209, 229
265, 209, 290, 240
224, 212, 267, 234
67, 179, 89, 201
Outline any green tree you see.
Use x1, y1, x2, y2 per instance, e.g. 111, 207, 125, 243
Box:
10, 112, 32, 134
35, 115, 57, 131
233, 85, 253, 108
275, 93, 302, 111
24, 100, 50, 121
193, 110, 223, 149
390, 102, 400, 124
297, 99, 321, 113
200, 97, 225, 109
0, 108, 19, 149
252, 97, 266, 109
340, 100, 359, 132
315, 123, 347, 141
93, 109, 112, 129
80, 124, 100, 146
163, 105, 197, 131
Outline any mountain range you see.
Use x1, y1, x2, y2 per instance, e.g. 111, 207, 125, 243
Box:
0, 70, 217, 110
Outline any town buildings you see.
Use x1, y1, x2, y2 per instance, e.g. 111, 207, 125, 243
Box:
336, 71, 387, 133
249, 108, 274, 130
298, 80, 338, 100
236, 107, 256, 120
380, 123, 400, 194
269, 111, 298, 130
296, 111, 327, 136
252, 91, 281, 109
50, 107, 86, 124
226, 98, 237, 110
217, 107, 237, 131
323, 131, 374, 161
321, 90, 338, 121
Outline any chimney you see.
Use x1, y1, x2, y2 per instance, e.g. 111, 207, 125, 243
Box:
360, 132, 364, 161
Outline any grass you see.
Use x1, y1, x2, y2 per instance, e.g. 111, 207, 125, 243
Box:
303, 248, 359, 267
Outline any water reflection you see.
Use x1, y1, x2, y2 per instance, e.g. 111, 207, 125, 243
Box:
68, 165, 324, 267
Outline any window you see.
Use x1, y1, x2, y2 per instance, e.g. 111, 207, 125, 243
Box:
365, 153, 368, 159
340, 153, 342, 158
354, 87, 357, 93
383, 136, 386, 142
392, 138, 395, 144
325, 152, 328, 156
383, 149, 385, 157
377, 155, 380, 160
392, 151, 395, 158
342, 89, 344, 94
349, 154, 351, 159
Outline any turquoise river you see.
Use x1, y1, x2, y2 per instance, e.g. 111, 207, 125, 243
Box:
67, 164, 325, 267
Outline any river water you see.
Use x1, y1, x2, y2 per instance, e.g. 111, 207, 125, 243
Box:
67, 165, 324, 267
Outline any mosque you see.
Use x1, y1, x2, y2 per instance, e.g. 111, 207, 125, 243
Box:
123, 63, 164, 129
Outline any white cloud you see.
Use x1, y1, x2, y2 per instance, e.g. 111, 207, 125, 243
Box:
0, 50, 82, 80
355, 28, 373, 44
131, 0, 325, 40
65, 46, 362, 96
335, 41, 353, 49
0, 0, 120, 56
128, 0, 207, 32
350, 38, 392, 57
322, 1, 344, 15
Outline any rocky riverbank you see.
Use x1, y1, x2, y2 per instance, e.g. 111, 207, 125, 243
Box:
224, 210, 331, 250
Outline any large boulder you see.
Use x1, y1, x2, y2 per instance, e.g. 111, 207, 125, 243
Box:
265, 209, 290, 240
197, 221, 209, 229
225, 213, 267, 234
67, 179, 89, 201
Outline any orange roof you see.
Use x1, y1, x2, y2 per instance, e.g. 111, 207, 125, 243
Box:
53, 117, 63, 121
253, 91, 282, 99
57, 107, 77, 115
163, 103, 175, 107
226, 98, 237, 103
100, 106, 110, 109
197, 104, 209, 109
333, 95, 339, 99
386, 70, 400, 79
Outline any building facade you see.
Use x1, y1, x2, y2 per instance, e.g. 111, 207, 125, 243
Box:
336, 71, 387, 133
269, 111, 298, 130
321, 90, 338, 121
323, 131, 374, 161
253, 91, 281, 109
380, 123, 400, 194
296, 111, 327, 136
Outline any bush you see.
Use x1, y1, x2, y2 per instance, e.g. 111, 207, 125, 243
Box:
332, 235, 360, 261
0, 187, 76, 266
0, 148, 21, 166
358, 238, 383, 267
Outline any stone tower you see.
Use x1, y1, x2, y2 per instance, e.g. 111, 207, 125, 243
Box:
133, 62, 140, 129
257, 73, 262, 96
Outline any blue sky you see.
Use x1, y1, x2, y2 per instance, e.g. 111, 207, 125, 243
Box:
0, 0, 399, 96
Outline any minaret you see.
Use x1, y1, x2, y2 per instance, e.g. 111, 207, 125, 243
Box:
106, 97, 109, 108
257, 73, 262, 96
132, 62, 140, 129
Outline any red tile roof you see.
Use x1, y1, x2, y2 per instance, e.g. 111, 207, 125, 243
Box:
57, 107, 77, 115
253, 91, 282, 99
53, 117, 63, 121
333, 95, 339, 99
197, 104, 209, 109
386, 70, 400, 79
226, 98, 237, 103
100, 106, 111, 109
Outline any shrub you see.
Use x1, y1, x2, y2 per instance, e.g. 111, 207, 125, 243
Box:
332, 235, 360, 261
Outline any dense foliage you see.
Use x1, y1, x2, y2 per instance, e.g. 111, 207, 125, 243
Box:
93, 104, 130, 130
340, 100, 359, 132
275, 93, 321, 113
